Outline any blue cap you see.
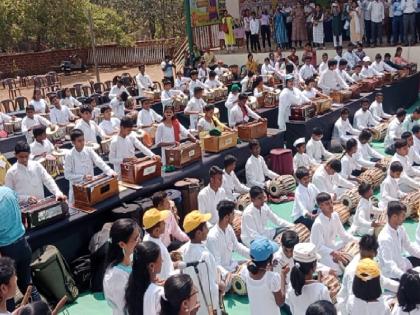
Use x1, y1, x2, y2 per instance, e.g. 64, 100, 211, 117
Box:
250, 237, 279, 262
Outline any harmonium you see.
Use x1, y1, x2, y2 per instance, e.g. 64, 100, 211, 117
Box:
237, 120, 267, 141
203, 130, 238, 153
121, 157, 162, 185
143, 90, 161, 103
165, 141, 202, 168
409, 63, 417, 74
289, 104, 316, 121
348, 83, 362, 98
214, 87, 228, 101
263, 89, 281, 108
21, 196, 69, 230
383, 72, 392, 84
374, 76, 385, 88
330, 90, 352, 104
312, 97, 332, 115
73, 174, 119, 210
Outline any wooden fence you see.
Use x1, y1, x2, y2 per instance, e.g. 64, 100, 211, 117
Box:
192, 24, 220, 50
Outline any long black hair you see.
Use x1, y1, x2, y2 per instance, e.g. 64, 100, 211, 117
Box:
290, 260, 317, 296
105, 218, 139, 269
160, 274, 194, 315
125, 241, 161, 315
397, 269, 420, 312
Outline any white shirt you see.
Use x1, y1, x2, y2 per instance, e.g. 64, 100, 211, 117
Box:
198, 185, 227, 225
143, 283, 163, 315
292, 183, 320, 221
240, 76, 252, 93
5, 160, 62, 202
50, 105, 74, 125
205, 79, 223, 89
136, 108, 162, 131
29, 99, 48, 113
318, 68, 349, 92
384, 117, 403, 148
206, 224, 250, 277
214, 66, 228, 76
155, 123, 190, 165
64, 146, 113, 203
408, 146, 420, 165
343, 51, 361, 69
22, 115, 51, 142
391, 152, 420, 181
261, 64, 276, 78
310, 212, 356, 258
161, 89, 185, 108
108, 133, 154, 175
60, 96, 81, 108
318, 61, 328, 73
29, 139, 54, 159
379, 175, 407, 209
312, 165, 356, 196
241, 203, 292, 246
369, 1, 385, 22
354, 108, 380, 131
74, 119, 106, 143
197, 117, 216, 132
341, 153, 362, 180
188, 79, 207, 97
103, 265, 131, 315
355, 139, 384, 168
250, 18, 260, 34
278, 87, 310, 130
182, 242, 220, 315
225, 92, 239, 116
333, 117, 361, 142
185, 97, 206, 129
198, 67, 210, 81
402, 114, 420, 133
361, 65, 383, 78
350, 197, 382, 235
378, 223, 420, 279
286, 282, 331, 315
108, 85, 128, 100
229, 104, 261, 128
347, 295, 391, 315
246, 271, 281, 315
143, 234, 174, 280
336, 68, 356, 84
370, 101, 392, 121
174, 76, 190, 91
372, 60, 397, 73
109, 98, 125, 120
302, 87, 318, 99
293, 152, 319, 170
352, 72, 365, 82
245, 155, 279, 188
306, 138, 334, 163
401, 0, 417, 13
135, 73, 153, 97
99, 118, 120, 136
222, 169, 250, 201
299, 64, 318, 81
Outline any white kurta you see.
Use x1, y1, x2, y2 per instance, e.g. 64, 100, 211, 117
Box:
379, 175, 407, 209
109, 98, 125, 120
245, 155, 278, 188
360, 65, 383, 78
292, 183, 320, 221
371, 60, 397, 73
74, 120, 106, 143
99, 118, 120, 136
108, 85, 128, 100
286, 282, 331, 315
246, 271, 282, 315
188, 79, 207, 96
29, 99, 48, 113
293, 152, 319, 170
197, 185, 227, 225
341, 153, 362, 180
50, 106, 74, 125
136, 108, 162, 132
355, 139, 384, 168
222, 169, 249, 201
184, 97, 206, 129
349, 197, 383, 235
225, 92, 238, 121
135, 73, 153, 97
60, 96, 81, 108
160, 89, 185, 108
336, 68, 355, 84
154, 123, 190, 165
205, 79, 223, 89
369, 100, 392, 121
312, 165, 356, 198
306, 138, 334, 163
299, 64, 318, 81
278, 87, 310, 131
384, 117, 403, 148
143, 234, 174, 280
229, 104, 261, 127
22, 115, 51, 142
402, 114, 420, 133
29, 139, 54, 159
332, 117, 361, 144
318, 69, 349, 92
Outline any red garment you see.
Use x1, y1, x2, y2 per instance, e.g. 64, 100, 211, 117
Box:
240, 105, 248, 120
172, 118, 181, 142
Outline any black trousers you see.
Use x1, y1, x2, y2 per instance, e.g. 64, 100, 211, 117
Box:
250, 34, 261, 51
261, 25, 272, 49
294, 216, 314, 230
0, 237, 41, 311
245, 31, 251, 51
364, 19, 372, 45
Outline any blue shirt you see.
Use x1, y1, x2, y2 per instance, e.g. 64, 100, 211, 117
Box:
393, 1, 403, 16
0, 187, 25, 246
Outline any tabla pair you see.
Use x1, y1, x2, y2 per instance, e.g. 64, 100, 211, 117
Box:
37, 150, 66, 178
3, 118, 22, 135
266, 175, 296, 198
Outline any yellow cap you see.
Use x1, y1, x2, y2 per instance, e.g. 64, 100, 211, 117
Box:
355, 258, 380, 281
183, 210, 212, 233
143, 208, 170, 229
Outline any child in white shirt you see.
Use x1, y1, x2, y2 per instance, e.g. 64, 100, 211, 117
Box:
188, 70, 207, 96
22, 105, 52, 143
384, 109, 406, 155
136, 98, 162, 134
204, 71, 223, 90
222, 155, 249, 201
379, 161, 408, 209
99, 105, 120, 136
306, 127, 334, 163
293, 138, 319, 170
369, 92, 392, 122
29, 126, 54, 160
184, 86, 206, 130
391, 139, 420, 192
353, 99, 380, 131
161, 80, 187, 109
341, 138, 364, 182
332, 108, 361, 147
74, 105, 107, 144
60, 88, 82, 108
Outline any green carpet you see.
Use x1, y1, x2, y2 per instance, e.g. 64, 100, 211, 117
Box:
62, 99, 420, 314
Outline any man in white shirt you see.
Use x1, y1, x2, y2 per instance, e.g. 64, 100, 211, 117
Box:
379, 161, 407, 209
332, 108, 361, 146
214, 60, 228, 77
98, 105, 120, 136
22, 105, 53, 143
312, 158, 356, 199
206, 200, 250, 289
261, 58, 276, 83
29, 126, 55, 160
310, 192, 358, 275
334, 45, 344, 63
64, 128, 117, 204
336, 59, 356, 84
108, 79, 129, 100
108, 116, 158, 176
136, 98, 162, 133
318, 59, 349, 93
401, 0, 417, 46
391, 139, 420, 192
245, 139, 278, 188
369, 0, 384, 46
342, 43, 360, 69
188, 70, 208, 97
401, 131, 420, 166
225, 84, 240, 122
240, 71, 255, 93
49, 95, 76, 126
340, 139, 364, 182
353, 98, 380, 131
74, 105, 107, 144
204, 71, 223, 90
413, 125, 420, 153
351, 64, 365, 82
306, 127, 335, 163
241, 186, 292, 246
378, 200, 420, 279
249, 12, 261, 52
222, 155, 249, 201
109, 91, 128, 120
384, 108, 407, 154
318, 53, 329, 73
355, 130, 384, 168
299, 56, 318, 81
198, 166, 227, 226
161, 80, 187, 109
371, 53, 397, 73
135, 64, 154, 97
229, 93, 263, 128
369, 92, 392, 121
361, 56, 384, 78
174, 71, 191, 93
185, 86, 206, 130
402, 107, 420, 132
5, 141, 65, 203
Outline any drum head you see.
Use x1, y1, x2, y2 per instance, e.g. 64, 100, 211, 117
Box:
232, 275, 247, 296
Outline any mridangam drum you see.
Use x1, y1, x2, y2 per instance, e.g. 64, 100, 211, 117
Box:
232, 211, 242, 241
341, 188, 360, 209
274, 223, 311, 244
378, 157, 392, 169
52, 150, 66, 174
100, 138, 112, 156
358, 168, 385, 189
43, 154, 60, 178
401, 191, 420, 219
237, 193, 251, 211
333, 203, 351, 224
231, 263, 248, 296
267, 175, 296, 198
321, 275, 341, 304
47, 126, 65, 143
371, 123, 388, 141
66, 123, 75, 136
338, 241, 360, 270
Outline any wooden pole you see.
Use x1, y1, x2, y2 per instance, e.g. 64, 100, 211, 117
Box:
87, 7, 100, 83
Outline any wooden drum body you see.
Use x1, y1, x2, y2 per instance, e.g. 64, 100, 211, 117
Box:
267, 175, 296, 198
341, 188, 360, 209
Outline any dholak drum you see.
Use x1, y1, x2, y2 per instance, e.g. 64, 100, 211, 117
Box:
100, 138, 112, 155
12, 118, 22, 132
52, 149, 66, 174
338, 241, 360, 270
232, 210, 242, 242
321, 274, 341, 304
358, 168, 385, 189
371, 123, 388, 141
378, 157, 392, 169
43, 154, 59, 178
231, 263, 248, 296
333, 204, 351, 224
4, 123, 14, 135
237, 193, 251, 211
373, 212, 387, 237
65, 123, 75, 140
47, 126, 65, 143
267, 175, 296, 198
274, 223, 311, 244
341, 188, 360, 209
401, 191, 420, 219
174, 178, 202, 220
111, 203, 141, 222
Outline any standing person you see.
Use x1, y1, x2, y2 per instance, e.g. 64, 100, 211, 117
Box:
393, 0, 405, 45
161, 56, 175, 87
402, 0, 417, 45
250, 12, 261, 52
292, 3, 308, 48
260, 9, 272, 51
370, 0, 385, 46
284, 3, 293, 48
274, 6, 289, 49
0, 186, 41, 311
222, 10, 235, 52
305, 0, 316, 44
332, 2, 343, 47
350, 1, 363, 44
312, 4, 325, 48
135, 64, 154, 98
362, 0, 373, 45
243, 9, 252, 52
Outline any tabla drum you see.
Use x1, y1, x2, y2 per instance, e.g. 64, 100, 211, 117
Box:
267, 175, 296, 198
237, 193, 251, 211
401, 191, 420, 219
263, 89, 281, 108
358, 168, 385, 189
12, 118, 22, 132
371, 123, 388, 141
86, 142, 101, 154
231, 263, 248, 296
341, 188, 360, 209
203, 90, 216, 104
66, 123, 75, 136
274, 223, 311, 244
321, 275, 341, 304
52, 149, 66, 174
232, 210, 242, 242
338, 241, 360, 270
333, 203, 351, 224
100, 138, 112, 156
247, 96, 258, 110
47, 126, 65, 143
43, 154, 59, 178
4, 122, 14, 135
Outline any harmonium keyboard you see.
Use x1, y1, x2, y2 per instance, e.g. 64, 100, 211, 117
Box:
21, 196, 69, 230
330, 90, 352, 103
165, 141, 202, 168
289, 104, 316, 121
73, 174, 119, 210
237, 120, 267, 141
312, 97, 332, 115
203, 131, 238, 153
121, 157, 162, 184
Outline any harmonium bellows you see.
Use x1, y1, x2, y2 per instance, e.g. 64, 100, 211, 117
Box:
73, 174, 119, 208
121, 157, 161, 184
289, 104, 316, 121
203, 131, 238, 153
21, 196, 69, 230
165, 141, 202, 168
237, 120, 267, 141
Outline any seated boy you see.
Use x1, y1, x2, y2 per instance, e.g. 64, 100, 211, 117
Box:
306, 127, 334, 163
340, 138, 365, 183
391, 139, 420, 192
293, 137, 319, 170
355, 129, 384, 168
379, 161, 408, 209
29, 125, 55, 160
21, 105, 53, 143
99, 105, 120, 136
332, 108, 361, 147
222, 154, 250, 201
74, 105, 107, 144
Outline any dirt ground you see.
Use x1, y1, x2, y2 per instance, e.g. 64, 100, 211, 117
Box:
0, 64, 164, 101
